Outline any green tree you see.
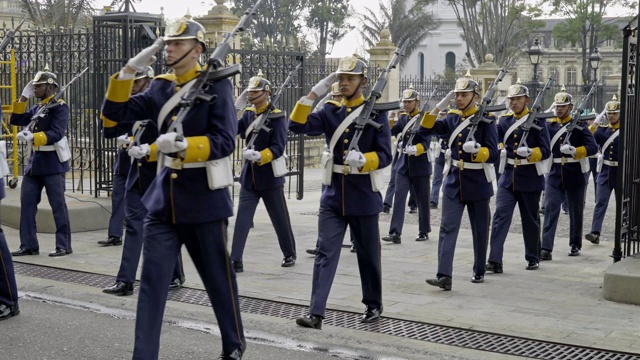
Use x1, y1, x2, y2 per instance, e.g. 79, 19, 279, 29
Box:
19, 0, 95, 31
539, 0, 635, 83
305, 0, 353, 62
232, 0, 308, 48
448, 0, 545, 68
357, 0, 441, 66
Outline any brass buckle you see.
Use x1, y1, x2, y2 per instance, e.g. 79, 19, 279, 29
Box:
514, 158, 521, 166
342, 164, 351, 175
457, 159, 464, 170
168, 157, 183, 170
561, 157, 567, 165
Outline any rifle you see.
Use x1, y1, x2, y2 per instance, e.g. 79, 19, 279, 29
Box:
130, 120, 150, 147
403, 84, 439, 152
519, 74, 556, 149
347, 41, 407, 152
465, 67, 509, 143
167, 0, 264, 139
245, 59, 302, 150
561, 78, 600, 146
26, 66, 89, 132
0, 18, 26, 52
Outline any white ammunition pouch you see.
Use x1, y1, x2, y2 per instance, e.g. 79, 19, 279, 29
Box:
370, 169, 384, 192
579, 157, 590, 173
442, 149, 452, 177
498, 148, 507, 174
271, 154, 288, 177
535, 160, 549, 176
484, 163, 496, 183
0, 141, 9, 177
54, 136, 71, 162
426, 141, 436, 163
596, 153, 604, 173
321, 147, 333, 186
205, 156, 234, 190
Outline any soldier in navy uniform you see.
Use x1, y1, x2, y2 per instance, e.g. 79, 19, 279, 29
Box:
101, 66, 185, 296
290, 55, 391, 329
229, 73, 296, 272
541, 92, 598, 259
10, 69, 72, 257
420, 77, 498, 290
585, 97, 621, 245
429, 110, 449, 209
486, 84, 550, 273
101, 19, 244, 359
382, 86, 431, 244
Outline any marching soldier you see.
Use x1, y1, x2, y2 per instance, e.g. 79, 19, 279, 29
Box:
101, 19, 245, 359
429, 110, 449, 209
486, 84, 550, 273
290, 55, 391, 329
382, 86, 431, 244
11, 69, 72, 257
230, 73, 297, 272
420, 77, 498, 290
101, 66, 185, 296
541, 91, 597, 259
585, 97, 621, 244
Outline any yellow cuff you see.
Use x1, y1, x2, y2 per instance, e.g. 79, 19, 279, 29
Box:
182, 136, 210, 163
12, 101, 27, 115
472, 147, 489, 163
389, 119, 395, 128
529, 147, 542, 162
33, 132, 48, 146
147, 143, 158, 162
416, 143, 425, 156
105, 73, 134, 103
574, 146, 587, 159
498, 142, 504, 150
290, 102, 312, 124
420, 114, 437, 129
588, 124, 597, 134
360, 152, 380, 172
101, 114, 118, 128
258, 148, 274, 165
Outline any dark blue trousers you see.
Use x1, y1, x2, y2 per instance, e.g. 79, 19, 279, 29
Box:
116, 187, 184, 284
383, 155, 416, 208
436, 195, 490, 278
107, 173, 127, 238
0, 228, 18, 307
133, 217, 244, 359
591, 184, 615, 234
389, 171, 430, 235
488, 187, 541, 264
19, 173, 71, 251
309, 205, 382, 318
230, 186, 296, 264
542, 183, 586, 252
430, 156, 444, 205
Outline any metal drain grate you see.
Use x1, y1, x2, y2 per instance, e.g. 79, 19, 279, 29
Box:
14, 262, 640, 360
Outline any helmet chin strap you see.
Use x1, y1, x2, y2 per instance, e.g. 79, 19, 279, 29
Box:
344, 76, 365, 101
248, 91, 267, 103
164, 44, 198, 67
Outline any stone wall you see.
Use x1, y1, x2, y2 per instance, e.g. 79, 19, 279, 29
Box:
303, 138, 325, 168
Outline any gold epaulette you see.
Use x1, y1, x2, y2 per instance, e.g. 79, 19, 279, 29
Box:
55, 99, 66, 105
448, 109, 462, 115
244, 107, 256, 112
499, 112, 514, 118
272, 108, 282, 113
399, 111, 409, 116
155, 73, 176, 81
547, 117, 560, 123
325, 100, 342, 107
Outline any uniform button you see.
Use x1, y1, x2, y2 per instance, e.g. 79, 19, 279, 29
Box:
138, 163, 142, 167
458, 142, 462, 145
514, 142, 518, 146
171, 173, 178, 179
343, 150, 347, 155
458, 151, 462, 155
344, 139, 348, 144
345, 128, 350, 133
198, 144, 203, 149
171, 116, 177, 121
514, 134, 518, 138
458, 134, 462, 137
347, 108, 352, 113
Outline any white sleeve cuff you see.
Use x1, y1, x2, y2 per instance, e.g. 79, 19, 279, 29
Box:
118, 69, 135, 80
299, 96, 314, 107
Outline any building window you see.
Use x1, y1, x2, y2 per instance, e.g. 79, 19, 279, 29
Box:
566, 67, 577, 84
547, 67, 560, 79
445, 52, 455, 73
418, 52, 424, 79
601, 67, 613, 78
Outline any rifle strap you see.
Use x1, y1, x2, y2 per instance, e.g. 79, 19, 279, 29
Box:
157, 79, 197, 131
328, 106, 364, 154
549, 126, 567, 151
244, 113, 264, 139
601, 130, 619, 155
502, 114, 530, 145
399, 114, 420, 143
447, 116, 473, 151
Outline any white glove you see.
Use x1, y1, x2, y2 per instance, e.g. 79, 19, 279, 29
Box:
234, 89, 249, 111
128, 144, 151, 159
116, 134, 131, 146
404, 145, 418, 156
127, 38, 164, 72
516, 146, 533, 158
462, 141, 481, 154
345, 150, 366, 168
560, 144, 576, 156
17, 130, 33, 142
311, 72, 338, 96
156, 132, 188, 154
242, 148, 262, 162
436, 90, 455, 110
594, 109, 607, 125
21, 80, 34, 99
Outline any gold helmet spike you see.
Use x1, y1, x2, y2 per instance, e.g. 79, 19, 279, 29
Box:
516, 78, 522, 84
561, 84, 566, 92
612, 94, 618, 101
408, 84, 414, 89
257, 69, 263, 77
464, 70, 472, 78
44, 64, 50, 71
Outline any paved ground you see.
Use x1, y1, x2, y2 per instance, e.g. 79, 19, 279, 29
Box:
1, 167, 636, 359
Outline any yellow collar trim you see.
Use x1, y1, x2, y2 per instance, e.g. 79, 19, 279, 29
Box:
461, 106, 478, 118
559, 115, 572, 125
342, 95, 365, 108
255, 102, 271, 114
409, 108, 421, 117
39, 94, 55, 105
175, 64, 202, 86
514, 107, 530, 120
609, 122, 620, 130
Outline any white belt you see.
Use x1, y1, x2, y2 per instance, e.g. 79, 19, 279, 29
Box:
589, 154, 599, 159
506, 158, 535, 166
34, 145, 55, 151
332, 164, 368, 175
552, 157, 579, 164
163, 156, 206, 170
451, 160, 484, 170
603, 160, 618, 166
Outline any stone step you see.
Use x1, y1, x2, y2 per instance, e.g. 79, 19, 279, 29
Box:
603, 253, 640, 305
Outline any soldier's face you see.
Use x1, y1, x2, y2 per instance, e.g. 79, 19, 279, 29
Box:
403, 100, 418, 113
338, 74, 366, 97
455, 91, 477, 111
34, 83, 47, 99
508, 96, 529, 114
554, 104, 572, 118
164, 39, 202, 69
607, 112, 620, 125
248, 90, 268, 105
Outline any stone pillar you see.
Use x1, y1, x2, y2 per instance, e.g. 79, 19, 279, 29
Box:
469, 54, 513, 96
195, 0, 240, 49
367, 29, 399, 103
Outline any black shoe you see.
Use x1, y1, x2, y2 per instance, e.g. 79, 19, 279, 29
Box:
562, 209, 569, 215
540, 249, 552, 261
296, 314, 322, 329
169, 278, 184, 290
430, 202, 438, 209
539, 207, 545, 215
232, 261, 243, 273
585, 232, 600, 245
526, 261, 539, 270
415, 233, 428, 241
485, 262, 503, 274
97, 236, 122, 246
306, 247, 318, 255
381, 233, 401, 244
11, 247, 39, 256
0, 303, 20, 320
350, 244, 356, 253
382, 203, 391, 214
471, 274, 484, 283
281, 256, 296, 267
102, 281, 134, 296
49, 248, 72, 257
361, 305, 383, 323
426, 276, 452, 291
568, 246, 581, 256
409, 206, 417, 214
218, 348, 243, 360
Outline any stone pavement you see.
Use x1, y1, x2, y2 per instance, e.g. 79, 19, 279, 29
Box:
2, 167, 638, 356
